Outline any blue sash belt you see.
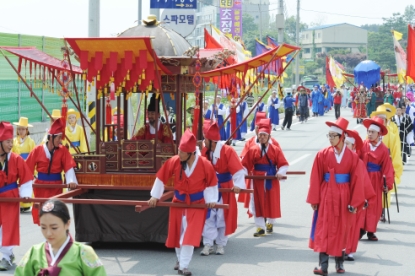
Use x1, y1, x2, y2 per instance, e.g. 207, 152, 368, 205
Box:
20, 153, 29, 160
367, 162, 381, 172
0, 182, 18, 194
70, 141, 80, 148
37, 172, 62, 182
323, 173, 350, 184
216, 172, 232, 183
254, 164, 276, 190
174, 190, 204, 203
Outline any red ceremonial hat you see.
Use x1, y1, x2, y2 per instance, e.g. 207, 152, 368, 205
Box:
204, 122, 221, 141
258, 119, 271, 135
362, 117, 388, 135
345, 129, 363, 151
325, 117, 349, 133
179, 129, 197, 153
203, 119, 212, 136
48, 118, 65, 135
0, 121, 14, 141
255, 112, 266, 125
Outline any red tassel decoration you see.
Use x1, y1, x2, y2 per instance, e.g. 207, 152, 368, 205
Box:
61, 99, 68, 140
106, 98, 112, 125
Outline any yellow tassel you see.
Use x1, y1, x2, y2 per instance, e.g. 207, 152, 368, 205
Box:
97, 71, 100, 81
145, 90, 149, 97
138, 79, 141, 85
122, 80, 125, 87
133, 86, 137, 92
17, 77, 20, 82
156, 93, 160, 99
149, 81, 152, 90
92, 80, 95, 86
88, 84, 91, 91
142, 69, 145, 79
104, 87, 107, 94
127, 70, 130, 81
110, 76, 114, 83
170, 93, 174, 100
82, 72, 86, 81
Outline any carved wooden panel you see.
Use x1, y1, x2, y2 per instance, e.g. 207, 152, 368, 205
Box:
121, 140, 154, 169
100, 141, 119, 171
73, 155, 104, 174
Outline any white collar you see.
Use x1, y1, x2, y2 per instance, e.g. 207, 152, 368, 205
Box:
149, 121, 160, 134
48, 235, 70, 266
43, 143, 53, 160
333, 144, 346, 164
184, 153, 199, 177
210, 141, 225, 165
369, 140, 382, 151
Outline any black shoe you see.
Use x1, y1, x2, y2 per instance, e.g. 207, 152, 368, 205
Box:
266, 223, 273, 233
367, 232, 378, 241
253, 228, 265, 237
344, 255, 354, 261
359, 229, 366, 240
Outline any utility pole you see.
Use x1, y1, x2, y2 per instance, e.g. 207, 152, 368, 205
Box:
88, 0, 100, 37
277, 0, 284, 44
138, 0, 142, 25
295, 0, 300, 86
258, 0, 263, 41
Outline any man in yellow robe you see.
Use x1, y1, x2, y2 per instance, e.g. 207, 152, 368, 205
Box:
371, 105, 403, 209
63, 109, 87, 154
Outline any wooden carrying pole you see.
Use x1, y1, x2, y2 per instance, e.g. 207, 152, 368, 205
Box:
0, 197, 228, 210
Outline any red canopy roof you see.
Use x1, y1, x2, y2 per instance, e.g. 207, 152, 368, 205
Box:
200, 43, 300, 77
64, 37, 172, 91
0, 46, 82, 73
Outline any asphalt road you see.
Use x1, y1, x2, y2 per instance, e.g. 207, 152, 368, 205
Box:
7, 108, 415, 275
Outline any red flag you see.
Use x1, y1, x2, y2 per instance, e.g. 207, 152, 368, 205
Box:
325, 56, 336, 88
407, 24, 415, 81
204, 29, 222, 49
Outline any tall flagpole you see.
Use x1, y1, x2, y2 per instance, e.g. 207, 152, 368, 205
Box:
295, 0, 300, 87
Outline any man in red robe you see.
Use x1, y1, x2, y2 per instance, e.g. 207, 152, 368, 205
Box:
0, 122, 33, 271
344, 129, 376, 261
241, 119, 289, 237
238, 113, 281, 207
307, 117, 365, 275
132, 94, 172, 143
200, 122, 245, 256
359, 117, 394, 241
26, 118, 77, 225
148, 130, 218, 276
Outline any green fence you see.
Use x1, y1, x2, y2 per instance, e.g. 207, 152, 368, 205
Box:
0, 32, 85, 123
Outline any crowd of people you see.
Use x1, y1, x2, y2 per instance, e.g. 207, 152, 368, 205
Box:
0, 81, 413, 275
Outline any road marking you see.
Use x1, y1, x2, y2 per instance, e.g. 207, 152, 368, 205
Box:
289, 154, 311, 165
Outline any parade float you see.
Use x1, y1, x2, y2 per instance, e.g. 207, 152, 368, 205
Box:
0, 20, 300, 243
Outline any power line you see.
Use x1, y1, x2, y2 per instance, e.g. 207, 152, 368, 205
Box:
300, 8, 384, 20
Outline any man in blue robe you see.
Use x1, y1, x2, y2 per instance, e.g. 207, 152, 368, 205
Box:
267, 90, 281, 131
250, 98, 266, 131
311, 85, 321, 117
211, 95, 227, 140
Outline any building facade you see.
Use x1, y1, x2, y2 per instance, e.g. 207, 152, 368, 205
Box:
300, 23, 368, 59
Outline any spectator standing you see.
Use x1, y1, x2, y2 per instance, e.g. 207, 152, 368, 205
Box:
281, 92, 296, 130
333, 89, 342, 119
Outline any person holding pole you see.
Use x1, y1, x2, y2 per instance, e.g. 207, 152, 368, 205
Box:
11, 117, 35, 212
0, 122, 33, 271
200, 122, 245, 256
241, 118, 289, 237
358, 117, 394, 241
25, 118, 78, 225
307, 117, 365, 275
148, 130, 218, 276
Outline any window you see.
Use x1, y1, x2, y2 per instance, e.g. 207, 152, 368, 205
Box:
317, 32, 321, 38
305, 34, 309, 39
304, 48, 310, 53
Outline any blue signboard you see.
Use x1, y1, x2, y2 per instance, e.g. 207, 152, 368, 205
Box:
150, 0, 197, 9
